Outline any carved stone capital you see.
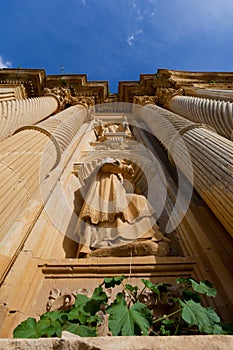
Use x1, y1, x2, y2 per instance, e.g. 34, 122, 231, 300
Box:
44, 87, 72, 112
156, 88, 184, 108
71, 96, 95, 120
71, 96, 95, 108
133, 95, 158, 106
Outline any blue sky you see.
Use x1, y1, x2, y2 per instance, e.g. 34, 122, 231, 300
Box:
1, 0, 233, 92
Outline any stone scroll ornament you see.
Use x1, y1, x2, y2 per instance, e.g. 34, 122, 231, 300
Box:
74, 157, 170, 258
44, 87, 95, 111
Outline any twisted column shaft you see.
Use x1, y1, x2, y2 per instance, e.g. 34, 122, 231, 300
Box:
0, 104, 87, 240
141, 104, 233, 237
167, 95, 233, 140
0, 95, 59, 141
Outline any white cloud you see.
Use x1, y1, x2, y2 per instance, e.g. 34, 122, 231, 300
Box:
0, 55, 11, 68
127, 35, 135, 46
126, 30, 143, 46
131, 1, 157, 24
136, 9, 143, 21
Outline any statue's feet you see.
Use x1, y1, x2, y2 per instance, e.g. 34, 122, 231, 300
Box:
88, 238, 170, 258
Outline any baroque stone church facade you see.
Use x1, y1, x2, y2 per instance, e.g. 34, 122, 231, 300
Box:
0, 68, 232, 337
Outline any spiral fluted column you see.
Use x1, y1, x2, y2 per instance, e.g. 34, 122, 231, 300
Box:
141, 104, 233, 237
167, 95, 233, 140
0, 104, 87, 240
0, 95, 59, 141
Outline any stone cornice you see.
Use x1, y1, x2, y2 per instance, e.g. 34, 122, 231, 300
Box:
46, 74, 108, 104
2, 68, 233, 106
0, 69, 109, 104
155, 69, 233, 90
118, 74, 156, 103
0, 68, 46, 98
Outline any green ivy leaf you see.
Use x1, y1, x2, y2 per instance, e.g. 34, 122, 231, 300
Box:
161, 319, 175, 326
68, 309, 87, 325
180, 300, 222, 334
40, 310, 68, 336
75, 293, 90, 309
68, 294, 91, 324
125, 284, 139, 293
86, 315, 100, 324
106, 293, 152, 336
213, 324, 224, 334
13, 318, 39, 338
141, 279, 168, 295
222, 323, 233, 335
68, 310, 99, 326
160, 325, 171, 335
13, 317, 54, 338
41, 310, 68, 323
63, 322, 97, 337
36, 319, 56, 337
125, 284, 139, 299
182, 290, 201, 303
190, 279, 217, 297
176, 277, 192, 286
85, 286, 108, 315
103, 276, 126, 288
91, 285, 108, 303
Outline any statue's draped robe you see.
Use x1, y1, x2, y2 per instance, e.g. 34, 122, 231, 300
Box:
76, 162, 164, 256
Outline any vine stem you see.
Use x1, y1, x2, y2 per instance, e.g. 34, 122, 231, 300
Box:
174, 314, 181, 335
137, 286, 146, 301
121, 282, 137, 304
153, 308, 182, 324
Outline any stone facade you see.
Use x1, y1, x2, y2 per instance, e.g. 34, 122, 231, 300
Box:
0, 69, 232, 342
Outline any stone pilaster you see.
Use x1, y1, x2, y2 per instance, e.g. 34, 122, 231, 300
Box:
0, 84, 26, 101
140, 104, 233, 238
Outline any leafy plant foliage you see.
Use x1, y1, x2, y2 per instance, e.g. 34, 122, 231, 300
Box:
106, 292, 152, 336
13, 276, 232, 338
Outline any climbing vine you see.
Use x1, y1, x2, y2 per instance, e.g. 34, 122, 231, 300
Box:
13, 276, 233, 338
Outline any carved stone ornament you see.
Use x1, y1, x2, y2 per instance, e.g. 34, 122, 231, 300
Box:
46, 287, 112, 336
138, 283, 182, 320
46, 288, 91, 312
43, 87, 72, 111
70, 96, 95, 108
156, 88, 184, 108
133, 95, 158, 106
44, 88, 95, 115
90, 117, 134, 149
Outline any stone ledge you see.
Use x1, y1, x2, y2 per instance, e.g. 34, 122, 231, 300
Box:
0, 335, 232, 350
